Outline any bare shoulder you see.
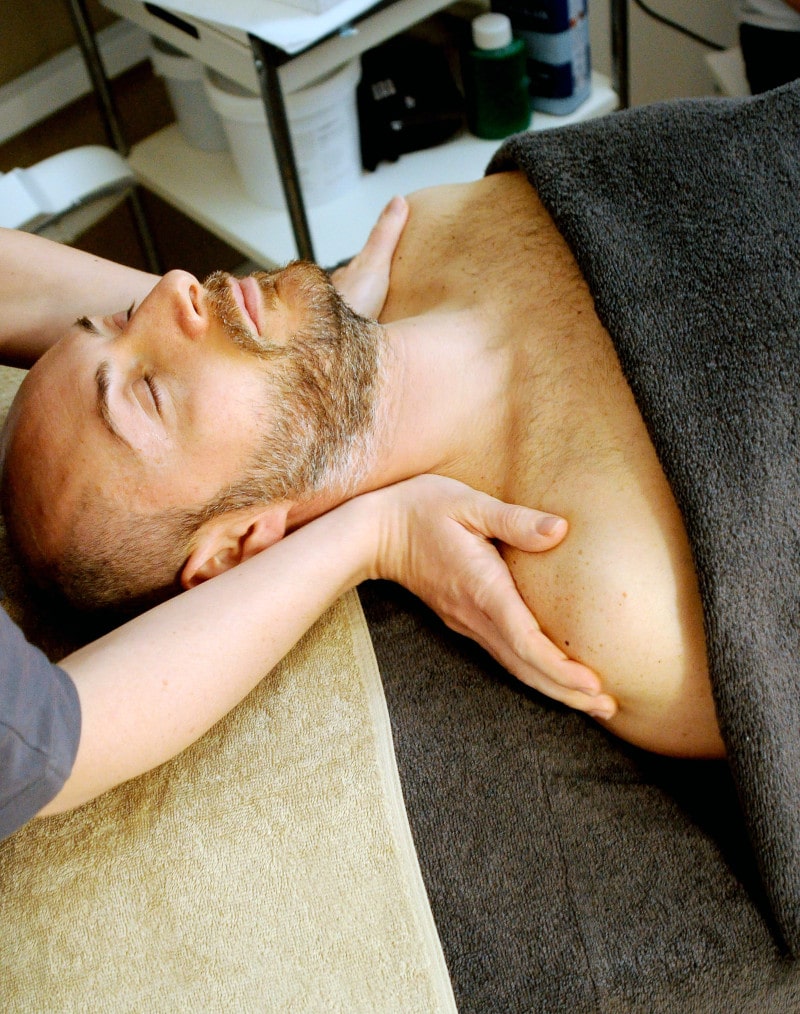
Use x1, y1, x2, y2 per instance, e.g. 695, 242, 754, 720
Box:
503, 463, 724, 759
403, 170, 536, 210
382, 172, 557, 321
401, 171, 552, 247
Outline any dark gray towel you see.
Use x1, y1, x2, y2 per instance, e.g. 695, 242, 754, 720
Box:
487, 82, 800, 953
362, 581, 799, 1011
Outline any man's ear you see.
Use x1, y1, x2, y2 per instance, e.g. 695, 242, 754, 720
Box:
180, 503, 290, 590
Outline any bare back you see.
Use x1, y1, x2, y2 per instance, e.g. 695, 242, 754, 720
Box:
382, 172, 722, 758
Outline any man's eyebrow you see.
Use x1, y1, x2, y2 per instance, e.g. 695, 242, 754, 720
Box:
95, 361, 134, 451
75, 315, 102, 335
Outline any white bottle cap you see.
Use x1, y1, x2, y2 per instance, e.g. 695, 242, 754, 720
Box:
472, 12, 513, 50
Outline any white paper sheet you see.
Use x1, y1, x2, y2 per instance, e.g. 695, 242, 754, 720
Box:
149, 0, 383, 53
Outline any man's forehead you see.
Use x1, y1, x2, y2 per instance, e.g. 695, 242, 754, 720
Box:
9, 333, 123, 485
21, 332, 88, 420
2, 372, 85, 565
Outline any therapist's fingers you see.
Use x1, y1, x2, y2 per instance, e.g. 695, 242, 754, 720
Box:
331, 196, 409, 318
444, 541, 616, 714
440, 491, 618, 716
371, 474, 617, 720
463, 566, 618, 718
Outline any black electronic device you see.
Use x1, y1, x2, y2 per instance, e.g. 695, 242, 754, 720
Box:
357, 37, 465, 171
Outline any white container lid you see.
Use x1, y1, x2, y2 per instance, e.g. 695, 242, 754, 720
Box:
472, 12, 513, 50
204, 59, 360, 123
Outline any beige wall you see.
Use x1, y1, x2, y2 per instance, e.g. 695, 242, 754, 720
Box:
0, 0, 114, 88
591, 0, 738, 104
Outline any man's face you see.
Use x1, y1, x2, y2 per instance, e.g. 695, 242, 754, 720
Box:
3, 262, 380, 601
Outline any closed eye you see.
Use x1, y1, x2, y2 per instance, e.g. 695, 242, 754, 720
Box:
110, 302, 138, 331
75, 315, 101, 335
145, 373, 163, 415
75, 304, 136, 335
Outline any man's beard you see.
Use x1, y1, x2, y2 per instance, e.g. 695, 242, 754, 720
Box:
202, 261, 386, 507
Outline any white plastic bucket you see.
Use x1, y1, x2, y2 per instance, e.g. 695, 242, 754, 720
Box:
150, 39, 228, 152
204, 61, 362, 209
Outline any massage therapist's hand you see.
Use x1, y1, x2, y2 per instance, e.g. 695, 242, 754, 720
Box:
367, 474, 617, 718
330, 196, 409, 319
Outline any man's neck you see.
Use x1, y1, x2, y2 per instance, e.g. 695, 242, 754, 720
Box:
377, 312, 512, 488
287, 309, 512, 529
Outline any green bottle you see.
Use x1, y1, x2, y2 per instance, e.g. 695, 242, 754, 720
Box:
463, 12, 531, 140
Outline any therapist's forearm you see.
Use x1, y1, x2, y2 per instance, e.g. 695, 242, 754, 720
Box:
0, 228, 157, 367
45, 495, 378, 816
39, 475, 589, 818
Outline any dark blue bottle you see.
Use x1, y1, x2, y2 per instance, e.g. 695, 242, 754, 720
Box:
493, 0, 592, 115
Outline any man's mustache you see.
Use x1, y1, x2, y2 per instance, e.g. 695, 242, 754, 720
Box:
202, 270, 278, 359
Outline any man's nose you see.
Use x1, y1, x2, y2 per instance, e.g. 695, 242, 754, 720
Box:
161, 269, 208, 341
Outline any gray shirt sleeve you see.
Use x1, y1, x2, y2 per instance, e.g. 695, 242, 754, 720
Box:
0, 606, 81, 840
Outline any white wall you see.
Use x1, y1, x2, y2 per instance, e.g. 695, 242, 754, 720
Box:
590, 0, 739, 104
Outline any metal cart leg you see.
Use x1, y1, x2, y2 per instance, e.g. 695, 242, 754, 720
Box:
610, 0, 630, 109
64, 0, 162, 273
249, 34, 315, 263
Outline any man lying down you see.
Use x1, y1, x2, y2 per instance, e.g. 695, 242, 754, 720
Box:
3, 82, 800, 945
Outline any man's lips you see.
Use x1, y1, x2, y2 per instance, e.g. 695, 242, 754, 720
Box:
231, 276, 262, 335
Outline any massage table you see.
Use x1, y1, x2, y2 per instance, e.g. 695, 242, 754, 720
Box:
2, 81, 800, 1011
